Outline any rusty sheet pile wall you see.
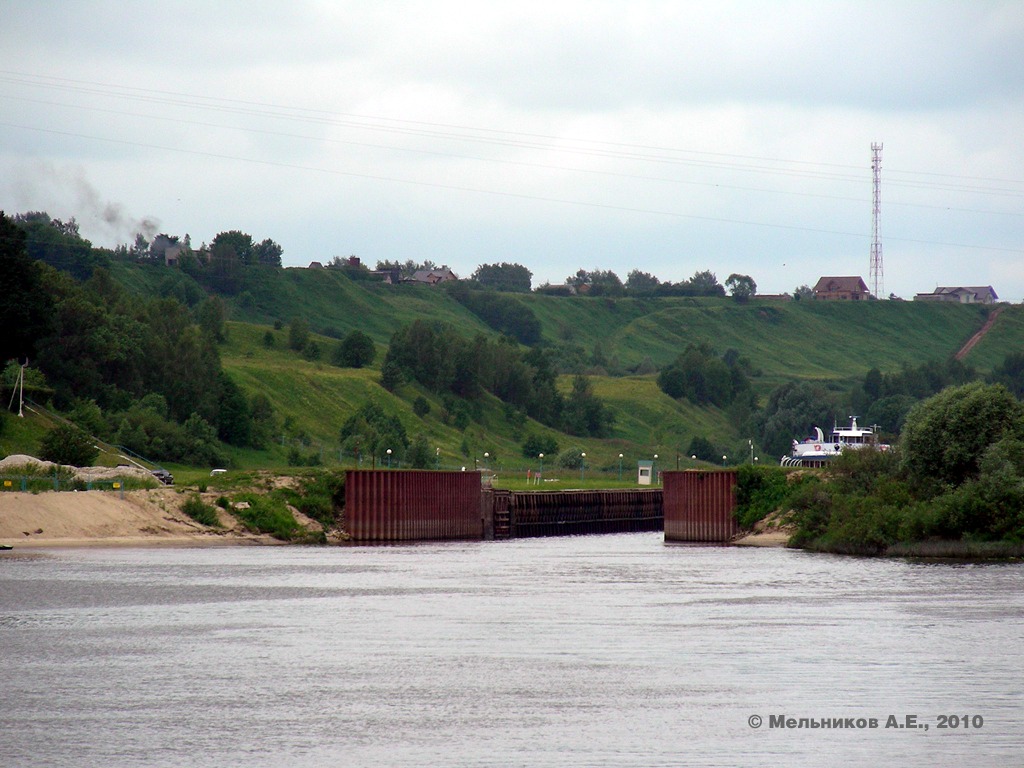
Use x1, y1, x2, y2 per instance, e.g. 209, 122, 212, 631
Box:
508, 489, 662, 538
663, 470, 738, 542
344, 470, 483, 541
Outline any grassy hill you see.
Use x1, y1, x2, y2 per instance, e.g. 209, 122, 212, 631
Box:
9, 261, 1021, 479
211, 273, 1018, 470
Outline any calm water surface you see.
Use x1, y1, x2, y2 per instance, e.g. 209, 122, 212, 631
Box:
2, 534, 1022, 767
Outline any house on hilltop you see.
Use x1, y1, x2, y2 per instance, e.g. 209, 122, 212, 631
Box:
151, 234, 182, 267
406, 268, 458, 285
813, 276, 871, 301
913, 286, 998, 304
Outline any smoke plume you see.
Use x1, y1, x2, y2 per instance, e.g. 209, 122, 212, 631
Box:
12, 161, 161, 244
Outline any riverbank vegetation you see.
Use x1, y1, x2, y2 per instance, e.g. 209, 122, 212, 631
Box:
737, 382, 1024, 557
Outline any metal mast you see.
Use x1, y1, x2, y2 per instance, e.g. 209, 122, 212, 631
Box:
869, 142, 883, 298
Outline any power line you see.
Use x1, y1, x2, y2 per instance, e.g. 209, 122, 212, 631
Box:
2, 69, 1022, 195
2, 121, 1020, 257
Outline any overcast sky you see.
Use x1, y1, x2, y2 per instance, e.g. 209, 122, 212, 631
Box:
2, 1, 1022, 300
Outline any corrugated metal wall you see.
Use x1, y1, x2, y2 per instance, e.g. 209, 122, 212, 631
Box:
663, 469, 738, 542
344, 470, 483, 541
508, 489, 662, 538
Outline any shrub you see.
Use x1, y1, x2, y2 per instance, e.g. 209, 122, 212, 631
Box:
302, 340, 321, 361
231, 493, 304, 541
333, 330, 377, 368
38, 423, 98, 467
521, 432, 559, 459
288, 317, 310, 351
734, 465, 792, 529
412, 395, 431, 418
181, 495, 220, 527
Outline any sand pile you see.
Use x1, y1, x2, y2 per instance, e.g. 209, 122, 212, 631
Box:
0, 454, 156, 483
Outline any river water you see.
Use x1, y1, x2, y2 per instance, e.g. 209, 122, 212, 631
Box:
2, 534, 1021, 767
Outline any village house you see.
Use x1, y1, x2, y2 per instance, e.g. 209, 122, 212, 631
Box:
913, 286, 999, 304
151, 234, 182, 267
406, 268, 458, 285
813, 276, 871, 301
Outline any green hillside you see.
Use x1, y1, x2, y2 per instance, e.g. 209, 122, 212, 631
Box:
203, 271, 1019, 473
9, 257, 1023, 479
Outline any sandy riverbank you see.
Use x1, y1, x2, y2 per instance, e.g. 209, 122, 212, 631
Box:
732, 530, 792, 547
731, 510, 795, 547
0, 488, 279, 548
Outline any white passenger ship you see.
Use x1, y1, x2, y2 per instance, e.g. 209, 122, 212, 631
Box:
780, 417, 889, 467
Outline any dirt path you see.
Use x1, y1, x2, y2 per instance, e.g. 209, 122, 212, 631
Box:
955, 306, 1004, 360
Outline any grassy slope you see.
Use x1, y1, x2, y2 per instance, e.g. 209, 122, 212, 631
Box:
109, 262, 492, 340
525, 295, 991, 381
31, 263, 1020, 476
959, 304, 1024, 370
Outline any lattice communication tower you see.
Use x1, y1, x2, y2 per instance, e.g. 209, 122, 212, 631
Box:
869, 142, 883, 298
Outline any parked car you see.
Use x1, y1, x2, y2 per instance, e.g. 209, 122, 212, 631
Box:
151, 469, 174, 485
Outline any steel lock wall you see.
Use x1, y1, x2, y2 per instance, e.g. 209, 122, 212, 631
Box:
344, 470, 483, 541
508, 489, 662, 538
663, 469, 738, 542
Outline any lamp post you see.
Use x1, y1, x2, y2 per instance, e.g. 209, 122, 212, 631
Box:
748, 439, 754, 465
618, 453, 623, 482
386, 448, 392, 469
483, 452, 489, 471
435, 447, 440, 470
691, 454, 697, 464
538, 453, 544, 483
580, 452, 586, 483
722, 454, 727, 467
653, 454, 659, 485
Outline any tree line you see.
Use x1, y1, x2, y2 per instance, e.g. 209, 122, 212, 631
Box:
380, 319, 614, 440
736, 381, 1024, 554
0, 211, 276, 466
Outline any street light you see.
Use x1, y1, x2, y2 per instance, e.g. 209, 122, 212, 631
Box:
386, 448, 392, 469
435, 447, 440, 470
580, 452, 586, 483
653, 454, 659, 485
483, 452, 489, 471
538, 453, 544, 478
722, 454, 727, 466
618, 453, 623, 481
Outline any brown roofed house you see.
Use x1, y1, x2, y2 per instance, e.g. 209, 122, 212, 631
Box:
813, 276, 871, 301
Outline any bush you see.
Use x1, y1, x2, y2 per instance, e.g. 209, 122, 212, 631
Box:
273, 470, 344, 528
557, 449, 587, 469
302, 340, 321, 361
412, 395, 431, 418
333, 330, 377, 368
38, 423, 98, 466
287, 446, 322, 467
521, 433, 559, 459
734, 465, 792, 529
288, 317, 310, 351
181, 495, 220, 527
231, 493, 305, 541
